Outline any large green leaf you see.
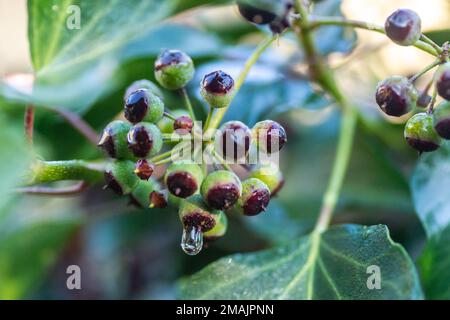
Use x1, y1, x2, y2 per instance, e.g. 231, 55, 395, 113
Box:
178, 224, 423, 299
411, 142, 450, 299
411, 143, 450, 237
1, 0, 228, 113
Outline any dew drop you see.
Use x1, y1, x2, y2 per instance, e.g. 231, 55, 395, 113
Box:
181, 225, 203, 256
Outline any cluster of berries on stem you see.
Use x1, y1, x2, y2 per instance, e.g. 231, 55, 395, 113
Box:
98, 45, 287, 255
375, 9, 450, 154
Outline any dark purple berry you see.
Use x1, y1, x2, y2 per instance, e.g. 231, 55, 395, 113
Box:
436, 63, 450, 101
385, 9, 421, 46
375, 76, 418, 116
252, 120, 287, 153
433, 101, 450, 140
173, 115, 194, 134
237, 0, 288, 25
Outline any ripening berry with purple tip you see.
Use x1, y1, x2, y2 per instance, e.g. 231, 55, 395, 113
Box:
154, 50, 195, 90
201, 170, 242, 210
216, 120, 251, 162
235, 178, 271, 216
433, 101, 450, 140
249, 162, 284, 196
104, 160, 139, 196
375, 76, 418, 117
124, 89, 164, 124
385, 9, 421, 46
165, 163, 204, 198
436, 62, 450, 101
98, 120, 134, 160
179, 194, 223, 233
127, 123, 163, 158
404, 113, 441, 152
252, 120, 287, 153
129, 179, 159, 208
201, 70, 235, 109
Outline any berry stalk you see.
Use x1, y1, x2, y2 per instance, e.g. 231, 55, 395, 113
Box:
204, 34, 277, 134
293, 0, 357, 232
307, 16, 440, 57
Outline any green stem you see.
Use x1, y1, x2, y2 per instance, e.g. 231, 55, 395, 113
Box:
410, 59, 442, 82
315, 108, 357, 232
29, 160, 106, 185
421, 34, 443, 54
308, 16, 440, 57
294, 1, 356, 232
204, 35, 277, 133
180, 87, 196, 121
149, 150, 174, 163
163, 111, 177, 121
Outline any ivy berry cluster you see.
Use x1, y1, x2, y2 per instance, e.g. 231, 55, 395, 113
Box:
97, 48, 287, 255
375, 9, 450, 153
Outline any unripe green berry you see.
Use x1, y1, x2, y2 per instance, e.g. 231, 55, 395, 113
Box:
129, 179, 159, 208
98, 120, 134, 160
433, 101, 450, 140
124, 79, 163, 101
124, 89, 164, 124
201, 170, 242, 210
165, 162, 204, 198
435, 62, 450, 101
154, 50, 195, 90
104, 160, 139, 195
200, 70, 235, 109
203, 211, 228, 241
235, 178, 270, 216
375, 76, 418, 117
179, 194, 223, 233
249, 162, 284, 196
385, 9, 421, 46
404, 112, 441, 152
127, 122, 163, 158
252, 120, 287, 153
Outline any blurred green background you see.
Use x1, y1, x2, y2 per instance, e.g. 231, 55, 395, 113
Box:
0, 0, 449, 299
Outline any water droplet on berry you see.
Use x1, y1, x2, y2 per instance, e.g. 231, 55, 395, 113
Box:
181, 225, 203, 256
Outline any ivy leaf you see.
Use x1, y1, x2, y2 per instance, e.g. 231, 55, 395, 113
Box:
411, 143, 450, 299
178, 224, 423, 299
3, 0, 226, 113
